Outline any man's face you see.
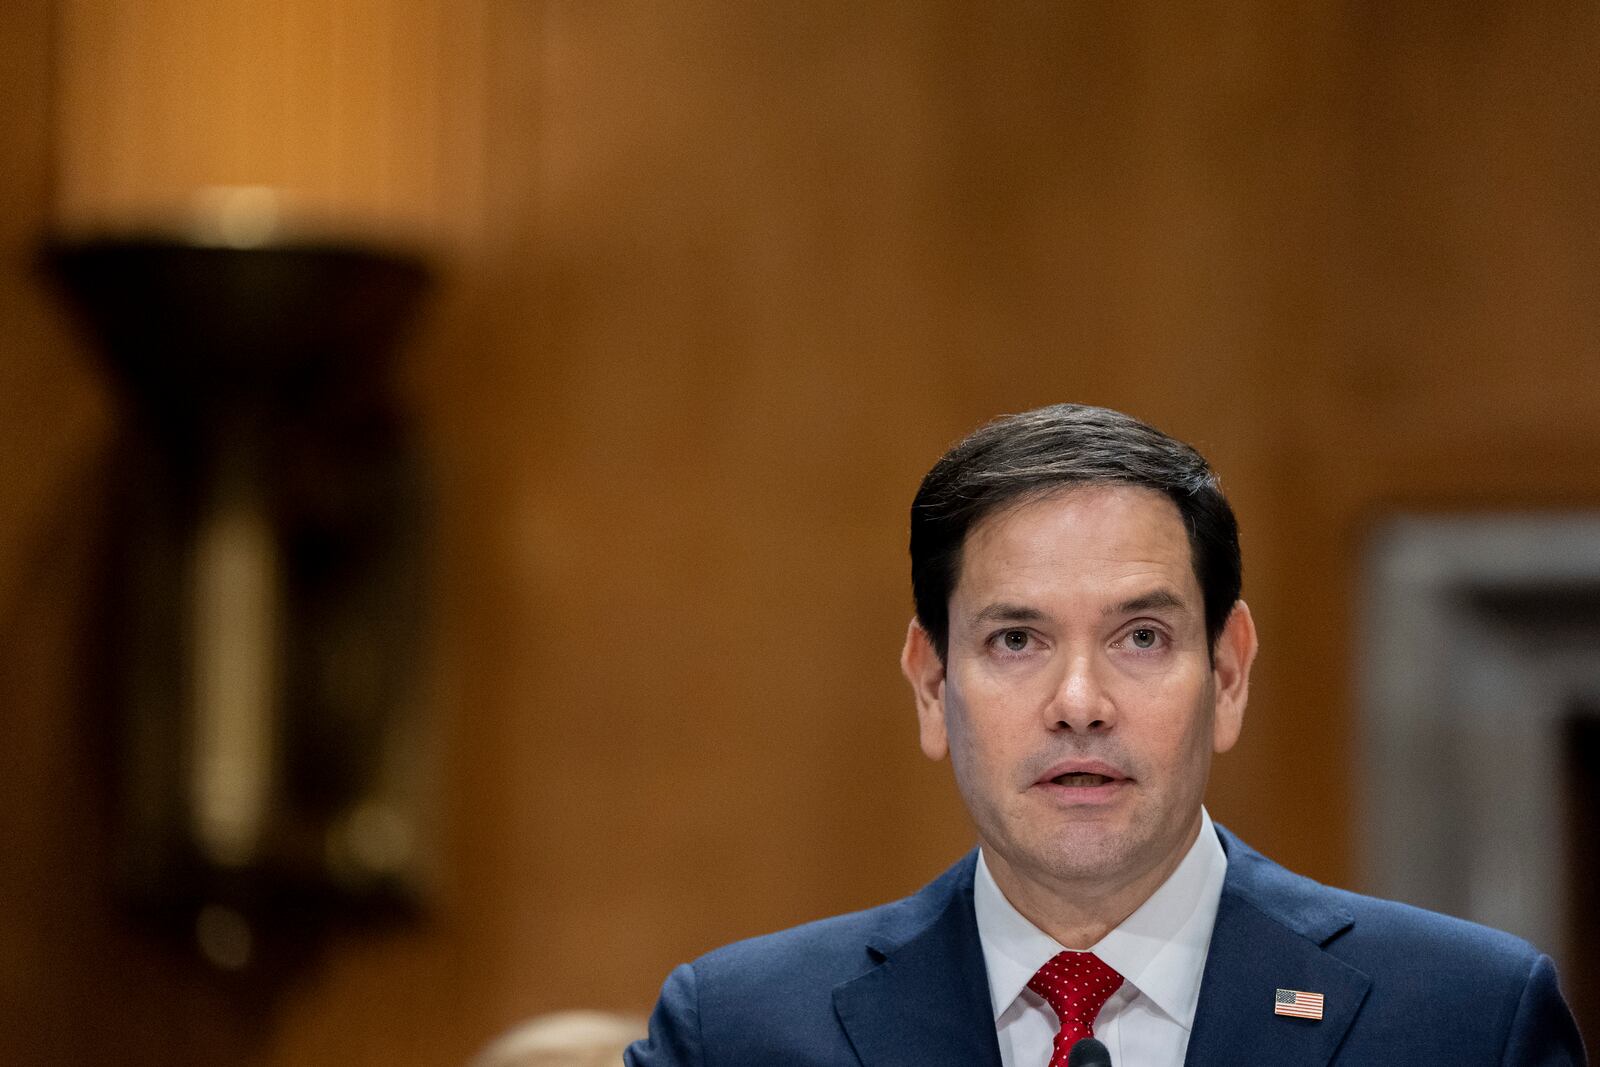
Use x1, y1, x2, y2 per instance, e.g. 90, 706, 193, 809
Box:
902, 484, 1255, 905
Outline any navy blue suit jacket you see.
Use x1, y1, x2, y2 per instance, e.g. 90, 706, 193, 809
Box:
627, 826, 1585, 1065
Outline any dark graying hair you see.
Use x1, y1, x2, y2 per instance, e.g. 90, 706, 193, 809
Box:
910, 403, 1241, 661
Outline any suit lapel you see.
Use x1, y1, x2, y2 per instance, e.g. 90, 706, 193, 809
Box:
1184, 829, 1371, 1066
833, 854, 1003, 1067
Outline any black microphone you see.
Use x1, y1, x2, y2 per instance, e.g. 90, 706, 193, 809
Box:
1067, 1037, 1112, 1067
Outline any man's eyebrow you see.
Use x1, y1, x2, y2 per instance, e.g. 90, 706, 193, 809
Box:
969, 603, 1048, 626
1105, 589, 1190, 617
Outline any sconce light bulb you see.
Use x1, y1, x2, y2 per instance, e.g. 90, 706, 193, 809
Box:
191, 185, 284, 248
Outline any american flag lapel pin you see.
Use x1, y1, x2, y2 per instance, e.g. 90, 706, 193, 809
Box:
1274, 988, 1325, 1020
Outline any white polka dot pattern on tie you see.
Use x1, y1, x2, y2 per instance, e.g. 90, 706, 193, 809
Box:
1026, 951, 1124, 1067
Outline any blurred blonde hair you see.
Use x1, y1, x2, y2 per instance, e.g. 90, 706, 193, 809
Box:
471, 1010, 646, 1067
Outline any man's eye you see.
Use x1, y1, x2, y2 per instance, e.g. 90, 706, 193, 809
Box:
1127, 627, 1160, 650
1000, 630, 1030, 652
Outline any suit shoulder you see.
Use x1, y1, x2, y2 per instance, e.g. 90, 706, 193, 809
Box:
1219, 827, 1548, 992
1293, 883, 1584, 1060
1321, 883, 1544, 973
1223, 828, 1541, 966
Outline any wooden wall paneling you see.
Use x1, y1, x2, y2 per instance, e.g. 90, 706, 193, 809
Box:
449, 4, 981, 1026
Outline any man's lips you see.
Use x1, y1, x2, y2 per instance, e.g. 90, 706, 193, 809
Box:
1032, 760, 1131, 808
1033, 759, 1131, 789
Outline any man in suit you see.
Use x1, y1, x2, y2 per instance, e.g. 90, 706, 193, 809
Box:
626, 403, 1585, 1066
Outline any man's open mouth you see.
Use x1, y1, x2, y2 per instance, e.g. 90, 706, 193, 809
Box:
1051, 772, 1116, 787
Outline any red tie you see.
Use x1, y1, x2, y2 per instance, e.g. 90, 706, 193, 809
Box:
1026, 951, 1124, 1066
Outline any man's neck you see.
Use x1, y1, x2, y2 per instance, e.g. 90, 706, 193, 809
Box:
981, 813, 1205, 949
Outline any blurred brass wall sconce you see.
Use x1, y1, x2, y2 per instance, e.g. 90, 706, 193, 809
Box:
43, 201, 437, 980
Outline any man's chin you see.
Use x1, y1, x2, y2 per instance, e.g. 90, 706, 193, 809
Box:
990, 826, 1142, 890
1039, 836, 1139, 885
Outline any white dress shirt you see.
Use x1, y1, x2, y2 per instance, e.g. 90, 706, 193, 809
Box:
974, 807, 1228, 1067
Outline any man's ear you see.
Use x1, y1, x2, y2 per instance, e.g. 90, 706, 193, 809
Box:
1210, 599, 1258, 754
900, 618, 949, 761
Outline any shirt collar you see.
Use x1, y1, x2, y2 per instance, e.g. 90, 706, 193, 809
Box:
973, 807, 1228, 1031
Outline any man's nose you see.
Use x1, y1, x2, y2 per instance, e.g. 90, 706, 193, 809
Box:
1045, 653, 1114, 732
